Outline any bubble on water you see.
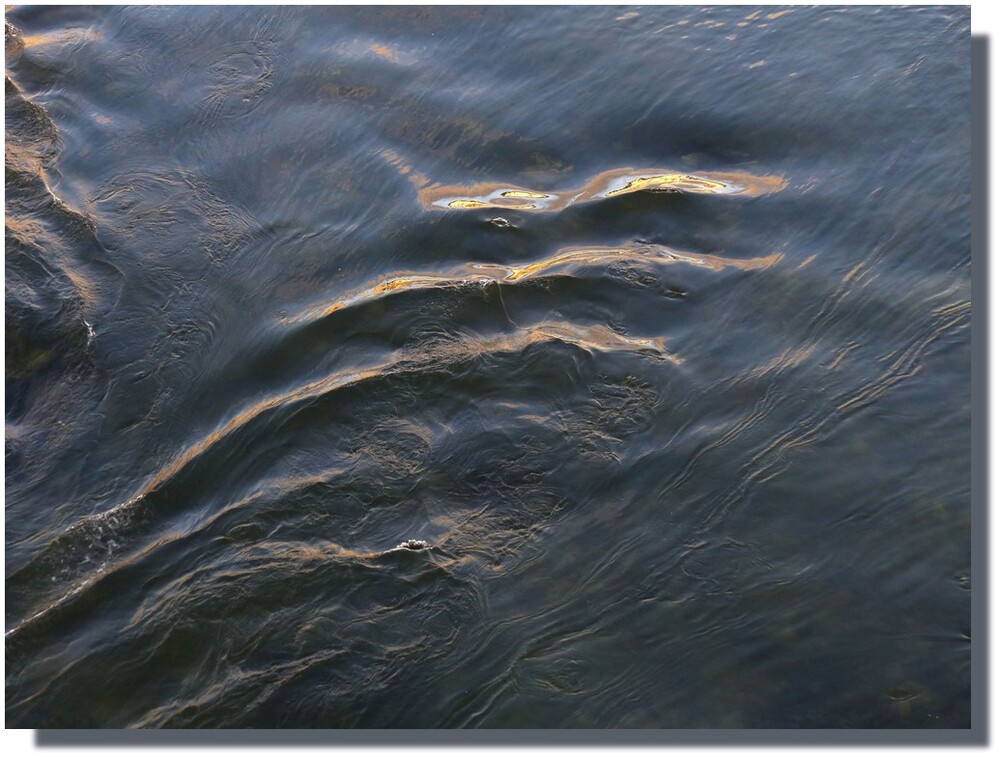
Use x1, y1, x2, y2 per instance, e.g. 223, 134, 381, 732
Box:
393, 539, 430, 551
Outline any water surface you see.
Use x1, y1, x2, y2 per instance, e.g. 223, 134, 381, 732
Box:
5, 5, 971, 728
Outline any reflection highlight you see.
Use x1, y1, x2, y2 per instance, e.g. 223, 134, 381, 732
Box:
284, 241, 783, 325
381, 150, 787, 212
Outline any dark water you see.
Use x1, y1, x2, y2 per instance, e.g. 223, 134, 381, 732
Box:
5, 6, 971, 729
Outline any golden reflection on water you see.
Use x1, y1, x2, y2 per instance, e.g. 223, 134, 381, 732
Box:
379, 150, 787, 211
603, 173, 729, 197
283, 241, 783, 325
19, 27, 101, 49
368, 43, 401, 62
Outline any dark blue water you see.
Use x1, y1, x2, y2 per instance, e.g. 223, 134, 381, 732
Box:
6, 6, 971, 728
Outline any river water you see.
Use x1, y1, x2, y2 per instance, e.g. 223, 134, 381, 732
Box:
6, 6, 971, 728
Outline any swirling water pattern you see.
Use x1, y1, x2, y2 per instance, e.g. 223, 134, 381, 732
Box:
6, 6, 970, 728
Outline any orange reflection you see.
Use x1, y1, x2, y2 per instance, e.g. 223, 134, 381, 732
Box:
20, 27, 100, 48
284, 242, 783, 326
397, 163, 786, 212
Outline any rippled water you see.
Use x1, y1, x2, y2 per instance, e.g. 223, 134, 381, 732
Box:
5, 6, 971, 729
